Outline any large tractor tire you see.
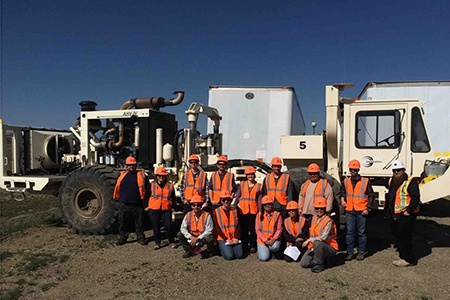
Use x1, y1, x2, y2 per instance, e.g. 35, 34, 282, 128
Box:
58, 165, 120, 234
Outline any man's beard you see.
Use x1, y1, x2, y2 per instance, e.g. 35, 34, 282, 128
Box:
392, 175, 405, 186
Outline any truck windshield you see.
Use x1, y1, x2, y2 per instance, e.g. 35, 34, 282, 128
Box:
355, 110, 401, 149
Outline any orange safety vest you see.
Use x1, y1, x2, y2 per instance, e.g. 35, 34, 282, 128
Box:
343, 177, 369, 211
265, 173, 290, 206
148, 181, 173, 211
186, 211, 210, 237
308, 215, 338, 250
210, 172, 234, 205
184, 169, 207, 201
389, 177, 420, 214
213, 206, 239, 241
284, 216, 307, 241
238, 181, 262, 215
300, 179, 327, 210
113, 170, 146, 200
256, 211, 281, 245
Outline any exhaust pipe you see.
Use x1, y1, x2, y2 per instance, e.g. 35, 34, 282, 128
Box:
119, 91, 185, 110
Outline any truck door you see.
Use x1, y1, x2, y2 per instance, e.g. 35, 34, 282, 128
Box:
344, 103, 409, 177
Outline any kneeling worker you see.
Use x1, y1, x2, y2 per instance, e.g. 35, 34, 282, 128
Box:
177, 194, 216, 258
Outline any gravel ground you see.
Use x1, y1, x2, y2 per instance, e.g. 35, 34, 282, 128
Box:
1, 199, 449, 300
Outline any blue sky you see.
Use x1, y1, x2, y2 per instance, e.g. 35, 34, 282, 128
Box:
1, 0, 449, 133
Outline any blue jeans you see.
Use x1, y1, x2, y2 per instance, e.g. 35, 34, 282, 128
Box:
257, 241, 281, 261
346, 211, 367, 254
217, 241, 244, 260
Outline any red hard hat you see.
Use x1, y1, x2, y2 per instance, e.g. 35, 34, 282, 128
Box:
217, 155, 228, 163
348, 159, 361, 169
271, 157, 283, 166
190, 194, 205, 204
125, 156, 137, 165
244, 166, 256, 175
314, 197, 327, 208
307, 163, 320, 173
286, 201, 299, 210
155, 166, 168, 176
261, 195, 274, 205
188, 154, 199, 162
219, 190, 232, 199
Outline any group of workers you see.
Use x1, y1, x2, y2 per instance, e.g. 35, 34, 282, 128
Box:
114, 154, 420, 272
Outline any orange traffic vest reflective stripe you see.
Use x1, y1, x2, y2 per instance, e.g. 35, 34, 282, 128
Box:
239, 181, 262, 215
284, 216, 306, 240
186, 211, 210, 237
257, 211, 281, 245
389, 177, 420, 214
214, 206, 239, 241
265, 173, 289, 205
113, 170, 146, 200
309, 215, 338, 250
148, 181, 173, 211
184, 170, 207, 201
210, 172, 234, 205
300, 179, 326, 209
343, 177, 369, 211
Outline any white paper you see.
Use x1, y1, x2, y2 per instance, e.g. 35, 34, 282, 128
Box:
283, 245, 301, 261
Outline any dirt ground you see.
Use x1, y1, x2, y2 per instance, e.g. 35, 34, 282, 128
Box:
1, 195, 450, 300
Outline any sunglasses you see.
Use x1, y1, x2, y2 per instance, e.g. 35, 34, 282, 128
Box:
308, 172, 319, 176
189, 161, 199, 164
221, 198, 231, 202
191, 204, 202, 207
349, 169, 359, 172
263, 203, 273, 206
315, 207, 326, 210
217, 163, 227, 166
392, 169, 404, 173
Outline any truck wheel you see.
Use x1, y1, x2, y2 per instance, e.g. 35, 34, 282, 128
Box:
58, 165, 120, 234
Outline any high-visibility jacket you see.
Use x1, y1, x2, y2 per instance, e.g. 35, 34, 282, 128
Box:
309, 215, 338, 250
343, 177, 369, 211
186, 211, 210, 237
213, 206, 239, 241
210, 172, 235, 205
184, 169, 207, 201
238, 181, 262, 215
265, 173, 290, 206
390, 177, 420, 214
113, 170, 146, 200
256, 211, 281, 245
300, 179, 327, 210
148, 181, 173, 211
284, 216, 307, 241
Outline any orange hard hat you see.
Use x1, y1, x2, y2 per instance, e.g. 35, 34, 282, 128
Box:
188, 154, 199, 162
271, 157, 283, 166
261, 195, 274, 205
348, 159, 361, 169
125, 156, 137, 165
155, 166, 168, 176
307, 163, 320, 173
190, 194, 205, 204
244, 166, 256, 175
217, 155, 228, 164
314, 197, 327, 208
219, 190, 232, 199
286, 201, 299, 210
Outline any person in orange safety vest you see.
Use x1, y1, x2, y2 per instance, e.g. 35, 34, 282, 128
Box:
282, 201, 310, 262
255, 195, 283, 261
208, 155, 236, 209
180, 154, 209, 214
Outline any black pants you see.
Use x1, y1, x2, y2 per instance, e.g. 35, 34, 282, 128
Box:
390, 214, 416, 263
240, 213, 257, 251
148, 209, 174, 245
118, 202, 145, 240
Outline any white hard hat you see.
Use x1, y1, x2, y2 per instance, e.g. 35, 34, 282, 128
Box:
391, 160, 405, 170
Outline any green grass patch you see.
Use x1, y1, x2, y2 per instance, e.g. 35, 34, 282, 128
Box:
18, 252, 59, 273
0, 286, 22, 300
41, 282, 58, 291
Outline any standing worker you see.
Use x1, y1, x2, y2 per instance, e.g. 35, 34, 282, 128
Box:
113, 156, 149, 246
234, 166, 262, 254
145, 166, 177, 250
177, 194, 216, 259
341, 159, 374, 261
298, 163, 334, 221
213, 190, 244, 260
255, 195, 283, 261
180, 154, 209, 214
262, 157, 295, 218
283, 201, 310, 262
385, 160, 420, 267
300, 197, 338, 273
208, 155, 236, 209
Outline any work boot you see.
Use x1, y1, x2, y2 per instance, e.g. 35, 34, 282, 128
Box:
182, 250, 193, 259
393, 259, 414, 267
356, 253, 365, 261
138, 239, 148, 246
249, 247, 257, 254
116, 238, 127, 246
345, 253, 354, 261
311, 264, 325, 273
200, 249, 212, 259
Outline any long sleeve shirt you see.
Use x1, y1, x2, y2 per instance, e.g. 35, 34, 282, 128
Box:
261, 174, 295, 211
305, 215, 333, 244
385, 175, 420, 218
298, 179, 334, 215
255, 211, 283, 243
179, 213, 214, 240
340, 175, 375, 211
